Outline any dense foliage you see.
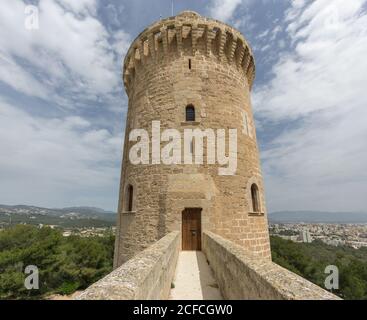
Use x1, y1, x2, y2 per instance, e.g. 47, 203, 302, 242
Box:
271, 236, 367, 300
0, 225, 114, 299
1, 225, 366, 300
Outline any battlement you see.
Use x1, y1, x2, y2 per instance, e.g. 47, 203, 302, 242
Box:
123, 11, 256, 94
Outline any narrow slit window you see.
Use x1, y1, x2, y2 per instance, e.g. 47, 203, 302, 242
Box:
126, 184, 134, 212
189, 59, 192, 69
244, 113, 249, 136
186, 105, 195, 122
251, 184, 260, 213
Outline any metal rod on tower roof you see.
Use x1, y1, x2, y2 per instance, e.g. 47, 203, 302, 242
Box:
171, 0, 174, 16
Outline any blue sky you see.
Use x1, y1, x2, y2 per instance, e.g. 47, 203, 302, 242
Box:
0, 0, 366, 212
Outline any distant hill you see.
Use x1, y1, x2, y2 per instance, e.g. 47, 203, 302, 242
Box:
0, 204, 116, 228
269, 211, 367, 224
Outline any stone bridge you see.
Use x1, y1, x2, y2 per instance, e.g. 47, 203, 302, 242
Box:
75, 232, 340, 300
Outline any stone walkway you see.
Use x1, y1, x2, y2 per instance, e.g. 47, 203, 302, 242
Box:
169, 251, 223, 300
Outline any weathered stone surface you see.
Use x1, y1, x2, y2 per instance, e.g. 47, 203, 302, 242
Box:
203, 232, 341, 300
75, 232, 180, 300
76, 12, 342, 302
115, 10, 271, 267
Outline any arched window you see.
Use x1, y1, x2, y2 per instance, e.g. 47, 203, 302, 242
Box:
186, 105, 195, 122
251, 184, 260, 213
125, 184, 134, 212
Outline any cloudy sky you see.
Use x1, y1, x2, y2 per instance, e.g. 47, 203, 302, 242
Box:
0, 0, 366, 212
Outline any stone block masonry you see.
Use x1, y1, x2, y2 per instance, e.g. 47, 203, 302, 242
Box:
75, 232, 180, 300
203, 232, 341, 300
115, 10, 271, 267
74, 10, 342, 302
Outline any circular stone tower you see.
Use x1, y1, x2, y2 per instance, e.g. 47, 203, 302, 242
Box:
114, 11, 271, 267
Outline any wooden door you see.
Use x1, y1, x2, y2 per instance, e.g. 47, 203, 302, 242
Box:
182, 208, 202, 251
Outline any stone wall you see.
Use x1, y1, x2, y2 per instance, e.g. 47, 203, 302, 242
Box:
115, 10, 271, 267
203, 232, 341, 300
76, 232, 180, 300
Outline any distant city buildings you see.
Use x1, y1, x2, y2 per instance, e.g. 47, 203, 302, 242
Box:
270, 223, 367, 249
61, 227, 116, 238
299, 229, 313, 243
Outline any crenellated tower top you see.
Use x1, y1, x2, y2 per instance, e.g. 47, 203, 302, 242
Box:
122, 11, 256, 95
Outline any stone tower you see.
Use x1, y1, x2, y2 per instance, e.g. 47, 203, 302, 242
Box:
114, 11, 271, 268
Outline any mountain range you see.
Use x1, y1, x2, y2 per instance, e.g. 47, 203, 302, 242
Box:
0, 204, 116, 228
2, 205, 367, 226
269, 211, 367, 224
0, 204, 116, 220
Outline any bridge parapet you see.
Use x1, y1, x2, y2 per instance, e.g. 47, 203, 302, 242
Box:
75, 231, 180, 300
203, 231, 341, 300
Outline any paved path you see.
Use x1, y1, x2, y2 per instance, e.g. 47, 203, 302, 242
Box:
169, 251, 223, 300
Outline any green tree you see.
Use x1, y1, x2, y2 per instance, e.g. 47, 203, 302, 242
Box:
270, 236, 367, 300
0, 225, 114, 299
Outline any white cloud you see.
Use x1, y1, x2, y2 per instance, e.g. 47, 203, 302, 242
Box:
208, 0, 245, 22
0, 52, 48, 99
0, 99, 122, 209
56, 0, 97, 16
0, 0, 130, 106
0, 1, 130, 210
254, 0, 367, 211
